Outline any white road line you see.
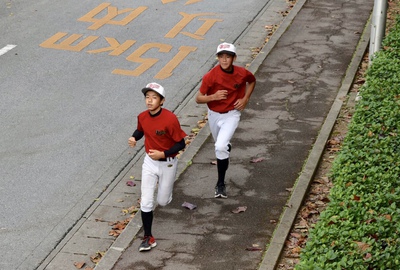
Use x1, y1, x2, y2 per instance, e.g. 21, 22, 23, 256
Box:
0, 44, 17, 56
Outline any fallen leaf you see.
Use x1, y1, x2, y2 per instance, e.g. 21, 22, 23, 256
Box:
109, 230, 122, 237
108, 218, 131, 237
232, 206, 247, 213
126, 180, 136, 187
365, 218, 376, 224
290, 232, 302, 239
364, 253, 372, 260
90, 251, 105, 264
182, 201, 197, 210
291, 246, 302, 255
250, 157, 265, 163
74, 262, 85, 269
383, 214, 392, 221
245, 244, 262, 251
197, 120, 207, 128
191, 127, 200, 134
355, 241, 370, 252
127, 205, 138, 214
185, 138, 192, 145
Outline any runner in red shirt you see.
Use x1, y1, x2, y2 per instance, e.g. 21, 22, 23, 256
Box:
129, 82, 187, 251
196, 42, 256, 198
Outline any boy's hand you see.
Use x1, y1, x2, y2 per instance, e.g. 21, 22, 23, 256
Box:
234, 98, 249, 111
148, 149, 165, 160
213, 90, 228, 101
128, 137, 137, 147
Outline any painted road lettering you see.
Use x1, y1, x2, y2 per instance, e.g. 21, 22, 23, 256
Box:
40, 32, 98, 52
39, 1, 221, 79
87, 38, 137, 56
164, 12, 222, 40
78, 3, 148, 30
113, 43, 173, 77
155, 46, 197, 79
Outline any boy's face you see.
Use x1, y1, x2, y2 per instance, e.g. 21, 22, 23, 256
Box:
145, 90, 164, 114
217, 53, 235, 71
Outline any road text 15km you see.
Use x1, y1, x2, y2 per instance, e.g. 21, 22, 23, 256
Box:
40, 2, 222, 79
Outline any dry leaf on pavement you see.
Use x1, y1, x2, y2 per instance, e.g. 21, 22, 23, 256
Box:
231, 206, 247, 213
126, 180, 136, 186
74, 261, 85, 269
182, 201, 197, 210
250, 157, 265, 163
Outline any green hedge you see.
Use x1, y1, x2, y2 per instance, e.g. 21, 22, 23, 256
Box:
295, 17, 400, 270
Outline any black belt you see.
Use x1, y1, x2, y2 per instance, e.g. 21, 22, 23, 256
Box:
159, 157, 176, 161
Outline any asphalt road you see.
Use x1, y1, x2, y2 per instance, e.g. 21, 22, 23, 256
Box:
0, 0, 274, 269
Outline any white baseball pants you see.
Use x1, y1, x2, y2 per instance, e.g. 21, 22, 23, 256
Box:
140, 154, 178, 212
208, 109, 241, 160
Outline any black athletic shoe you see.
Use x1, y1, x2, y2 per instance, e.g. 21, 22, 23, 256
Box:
138, 236, 157, 252
215, 185, 227, 198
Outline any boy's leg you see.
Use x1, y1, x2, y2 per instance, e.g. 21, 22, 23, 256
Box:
140, 155, 159, 213
215, 158, 229, 198
214, 110, 240, 160
207, 109, 220, 143
216, 158, 229, 187
214, 110, 240, 197
141, 210, 153, 237
156, 157, 178, 206
139, 155, 159, 251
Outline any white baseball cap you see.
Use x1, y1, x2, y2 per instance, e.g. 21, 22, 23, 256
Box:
142, 82, 165, 98
216, 42, 236, 56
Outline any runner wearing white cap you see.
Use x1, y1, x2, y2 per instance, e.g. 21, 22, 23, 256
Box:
196, 42, 256, 198
129, 82, 187, 251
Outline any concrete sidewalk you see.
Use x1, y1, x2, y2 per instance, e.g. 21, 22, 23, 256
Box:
95, 0, 374, 269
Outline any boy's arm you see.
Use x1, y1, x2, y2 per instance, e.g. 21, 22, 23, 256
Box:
128, 130, 144, 148
164, 139, 186, 157
132, 129, 144, 140
234, 80, 256, 111
148, 139, 185, 160
195, 90, 228, 104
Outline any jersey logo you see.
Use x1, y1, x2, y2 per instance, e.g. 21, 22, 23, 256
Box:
156, 130, 166, 136
234, 84, 240, 89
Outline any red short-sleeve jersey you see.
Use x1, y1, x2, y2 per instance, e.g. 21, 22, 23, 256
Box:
137, 109, 187, 157
199, 65, 256, 112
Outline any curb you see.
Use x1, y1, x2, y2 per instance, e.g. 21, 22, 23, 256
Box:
257, 13, 372, 270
